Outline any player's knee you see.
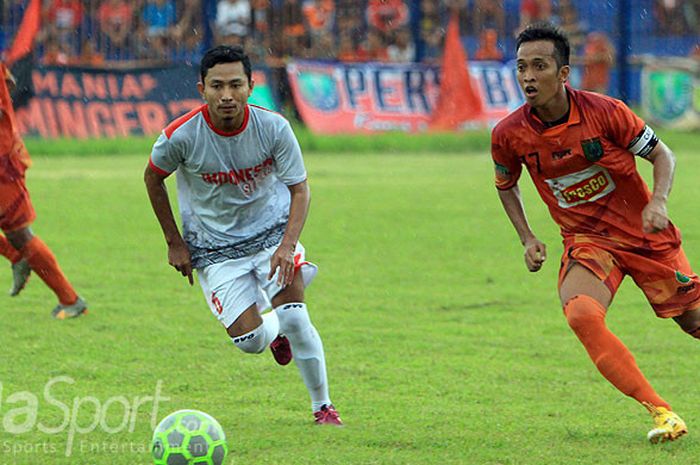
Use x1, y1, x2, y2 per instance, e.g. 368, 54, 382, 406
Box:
276, 302, 311, 334
232, 330, 268, 354
231, 314, 279, 354
563, 295, 605, 333
674, 308, 700, 339
6, 227, 33, 250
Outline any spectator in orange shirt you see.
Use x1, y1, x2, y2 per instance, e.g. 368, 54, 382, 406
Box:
581, 31, 614, 94
97, 0, 133, 49
367, 0, 409, 35
303, 0, 335, 51
474, 28, 504, 61
42, 0, 84, 56
303, 0, 335, 35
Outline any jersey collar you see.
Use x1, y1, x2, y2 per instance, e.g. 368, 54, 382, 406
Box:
524, 85, 581, 134
203, 104, 250, 137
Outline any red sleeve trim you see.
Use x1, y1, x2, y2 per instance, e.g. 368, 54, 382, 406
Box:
148, 158, 171, 177
249, 103, 287, 120
164, 104, 206, 139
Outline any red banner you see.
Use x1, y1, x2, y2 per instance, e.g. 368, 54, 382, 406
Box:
287, 60, 518, 134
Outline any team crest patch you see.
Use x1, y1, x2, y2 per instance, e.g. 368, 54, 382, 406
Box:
675, 270, 692, 284
581, 138, 604, 162
494, 162, 511, 175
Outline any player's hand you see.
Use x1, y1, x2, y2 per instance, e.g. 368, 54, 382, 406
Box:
168, 238, 194, 285
642, 197, 669, 234
523, 238, 547, 272
268, 242, 296, 287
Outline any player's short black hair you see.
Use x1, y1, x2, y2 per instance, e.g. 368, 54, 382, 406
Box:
200, 45, 252, 83
516, 23, 570, 68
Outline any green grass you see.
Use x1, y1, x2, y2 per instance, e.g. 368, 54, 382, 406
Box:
22, 127, 493, 156
0, 147, 699, 464
20, 123, 698, 157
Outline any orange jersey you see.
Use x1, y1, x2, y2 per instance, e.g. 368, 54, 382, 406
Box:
0, 63, 31, 169
491, 86, 680, 254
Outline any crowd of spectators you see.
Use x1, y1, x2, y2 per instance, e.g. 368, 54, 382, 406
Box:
0, 0, 696, 91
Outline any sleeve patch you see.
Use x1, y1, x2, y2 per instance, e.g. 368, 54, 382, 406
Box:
627, 125, 658, 158
494, 162, 511, 176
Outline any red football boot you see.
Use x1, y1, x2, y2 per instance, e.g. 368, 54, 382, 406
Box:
314, 405, 343, 426
269, 335, 292, 365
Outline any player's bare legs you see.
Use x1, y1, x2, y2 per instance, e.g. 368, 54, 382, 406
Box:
5, 226, 86, 317
226, 304, 263, 338
559, 263, 612, 307
673, 307, 700, 338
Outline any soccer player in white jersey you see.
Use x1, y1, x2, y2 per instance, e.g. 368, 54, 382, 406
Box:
144, 45, 341, 425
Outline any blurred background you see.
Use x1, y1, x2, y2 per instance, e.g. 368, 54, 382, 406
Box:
1, 0, 698, 135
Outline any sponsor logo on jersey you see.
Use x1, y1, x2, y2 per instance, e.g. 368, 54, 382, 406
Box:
581, 137, 604, 162
201, 157, 274, 186
545, 165, 616, 208
675, 270, 692, 284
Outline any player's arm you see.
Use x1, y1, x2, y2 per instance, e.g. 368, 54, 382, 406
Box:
497, 186, 547, 272
640, 140, 675, 234
268, 180, 310, 286
610, 101, 675, 235
144, 165, 193, 285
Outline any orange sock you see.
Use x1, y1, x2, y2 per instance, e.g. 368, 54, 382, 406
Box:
0, 235, 21, 263
21, 236, 78, 305
563, 294, 670, 410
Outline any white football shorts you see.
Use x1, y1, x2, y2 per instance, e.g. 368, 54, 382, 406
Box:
197, 242, 318, 329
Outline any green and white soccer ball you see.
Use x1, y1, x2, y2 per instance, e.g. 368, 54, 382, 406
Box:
151, 410, 228, 465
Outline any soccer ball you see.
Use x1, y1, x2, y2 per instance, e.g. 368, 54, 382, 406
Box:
151, 410, 228, 465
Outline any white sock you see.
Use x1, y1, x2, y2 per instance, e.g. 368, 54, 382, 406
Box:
276, 302, 331, 411
231, 311, 280, 354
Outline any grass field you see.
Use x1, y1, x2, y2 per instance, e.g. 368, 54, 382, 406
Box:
0, 144, 699, 465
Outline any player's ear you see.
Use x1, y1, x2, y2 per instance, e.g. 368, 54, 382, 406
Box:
248, 78, 255, 97
559, 65, 571, 83
197, 81, 205, 98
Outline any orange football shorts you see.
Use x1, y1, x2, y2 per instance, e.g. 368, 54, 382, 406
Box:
559, 236, 700, 318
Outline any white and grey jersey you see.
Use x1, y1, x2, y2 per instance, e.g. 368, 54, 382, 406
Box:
149, 104, 307, 269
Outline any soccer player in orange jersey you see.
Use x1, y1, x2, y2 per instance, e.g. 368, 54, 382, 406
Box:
0, 61, 87, 318
492, 23, 700, 443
